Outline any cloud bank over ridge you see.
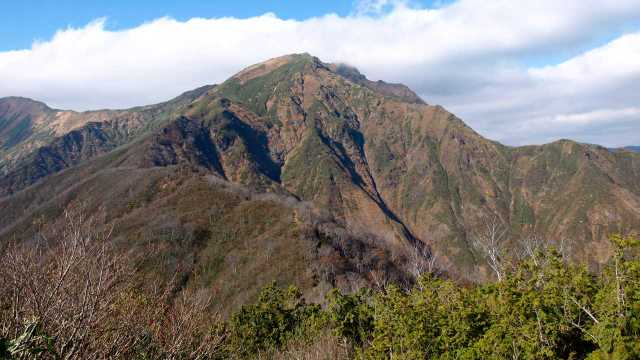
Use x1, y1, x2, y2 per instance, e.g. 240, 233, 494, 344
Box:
1, 0, 639, 146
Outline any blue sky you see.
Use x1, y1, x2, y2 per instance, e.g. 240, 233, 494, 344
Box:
0, 0, 639, 147
0, 0, 350, 51
0, 1, 459, 51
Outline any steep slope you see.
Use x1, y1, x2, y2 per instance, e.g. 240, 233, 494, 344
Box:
1, 54, 640, 285
0, 85, 214, 193
0, 97, 52, 153
0, 97, 119, 173
0, 147, 407, 313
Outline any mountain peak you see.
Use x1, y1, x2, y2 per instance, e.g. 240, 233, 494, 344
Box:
330, 62, 425, 104
227, 54, 425, 105
0, 97, 54, 155
3, 54, 638, 286
231, 53, 321, 84
0, 96, 53, 115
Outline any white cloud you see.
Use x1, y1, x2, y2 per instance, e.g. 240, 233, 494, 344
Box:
553, 108, 640, 125
441, 31, 640, 146
1, 0, 640, 146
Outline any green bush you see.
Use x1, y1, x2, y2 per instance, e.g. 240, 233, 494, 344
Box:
227, 282, 323, 356
327, 288, 374, 346
319, 235, 640, 359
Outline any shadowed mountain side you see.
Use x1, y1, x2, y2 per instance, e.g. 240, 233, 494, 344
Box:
0, 85, 215, 175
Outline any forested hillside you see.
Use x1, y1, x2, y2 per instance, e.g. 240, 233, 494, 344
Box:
1, 207, 638, 358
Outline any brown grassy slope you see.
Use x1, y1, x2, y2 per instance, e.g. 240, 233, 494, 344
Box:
0, 146, 406, 315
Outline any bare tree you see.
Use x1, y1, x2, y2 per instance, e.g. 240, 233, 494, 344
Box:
406, 242, 440, 281
1, 202, 229, 359
92, 277, 226, 359
156, 287, 226, 359
368, 269, 389, 290
471, 215, 508, 282
519, 230, 573, 267
554, 237, 571, 262
561, 288, 601, 345
519, 231, 546, 266
0, 202, 129, 359
1, 203, 212, 359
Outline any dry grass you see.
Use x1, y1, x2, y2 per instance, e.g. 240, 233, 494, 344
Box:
261, 331, 353, 360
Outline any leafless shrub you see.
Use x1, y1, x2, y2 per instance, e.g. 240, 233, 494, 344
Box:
0, 203, 127, 358
91, 279, 226, 359
154, 287, 226, 359
471, 215, 508, 281
0, 202, 226, 359
406, 242, 440, 282
368, 269, 389, 290
519, 231, 546, 266
519, 231, 573, 266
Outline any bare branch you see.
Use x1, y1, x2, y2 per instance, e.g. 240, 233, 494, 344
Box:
471, 215, 507, 281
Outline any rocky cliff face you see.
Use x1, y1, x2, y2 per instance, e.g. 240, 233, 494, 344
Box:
1, 54, 639, 287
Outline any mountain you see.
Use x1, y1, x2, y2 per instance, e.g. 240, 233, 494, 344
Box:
608, 145, 640, 153
0, 85, 216, 182
0, 97, 116, 173
1, 54, 639, 303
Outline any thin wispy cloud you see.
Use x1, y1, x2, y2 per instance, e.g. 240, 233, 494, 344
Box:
0, 0, 639, 146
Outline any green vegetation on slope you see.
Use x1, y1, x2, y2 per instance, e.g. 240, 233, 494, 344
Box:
3, 53, 640, 298
2, 232, 639, 359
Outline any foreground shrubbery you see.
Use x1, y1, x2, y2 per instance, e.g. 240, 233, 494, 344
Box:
318, 235, 639, 359
1, 205, 639, 359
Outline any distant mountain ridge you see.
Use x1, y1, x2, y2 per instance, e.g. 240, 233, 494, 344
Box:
0, 85, 217, 186
1, 54, 639, 301
0, 97, 116, 173
607, 146, 640, 154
